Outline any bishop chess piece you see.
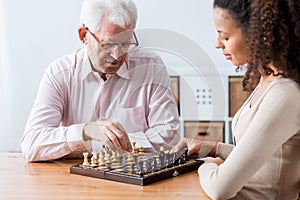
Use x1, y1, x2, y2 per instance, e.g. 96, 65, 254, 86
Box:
132, 141, 138, 154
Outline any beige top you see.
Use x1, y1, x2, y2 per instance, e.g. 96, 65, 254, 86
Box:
199, 78, 300, 199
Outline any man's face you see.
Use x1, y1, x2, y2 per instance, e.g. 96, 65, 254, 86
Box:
86, 20, 135, 74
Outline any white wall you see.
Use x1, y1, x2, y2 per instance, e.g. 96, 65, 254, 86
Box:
0, 0, 82, 152
0, 0, 233, 152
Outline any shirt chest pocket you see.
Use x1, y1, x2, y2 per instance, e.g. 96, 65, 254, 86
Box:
112, 106, 148, 133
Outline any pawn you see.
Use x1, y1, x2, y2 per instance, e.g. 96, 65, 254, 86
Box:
139, 146, 144, 154
126, 153, 134, 163
82, 152, 90, 167
112, 151, 119, 163
139, 146, 144, 159
160, 146, 164, 152
98, 150, 106, 168
159, 147, 165, 167
105, 151, 112, 165
90, 151, 98, 167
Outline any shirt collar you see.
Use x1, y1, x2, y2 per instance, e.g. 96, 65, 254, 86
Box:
81, 48, 130, 80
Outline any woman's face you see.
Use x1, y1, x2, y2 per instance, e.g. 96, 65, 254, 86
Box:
213, 7, 247, 66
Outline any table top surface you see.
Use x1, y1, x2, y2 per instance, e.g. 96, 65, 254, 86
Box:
0, 152, 210, 200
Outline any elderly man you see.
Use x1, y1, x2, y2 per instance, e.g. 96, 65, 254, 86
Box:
21, 0, 180, 162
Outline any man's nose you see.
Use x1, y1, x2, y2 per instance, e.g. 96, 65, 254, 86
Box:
110, 45, 124, 59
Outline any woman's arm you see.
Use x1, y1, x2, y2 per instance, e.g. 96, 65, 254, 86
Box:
198, 81, 300, 199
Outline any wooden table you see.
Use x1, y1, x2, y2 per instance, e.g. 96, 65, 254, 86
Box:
0, 153, 210, 200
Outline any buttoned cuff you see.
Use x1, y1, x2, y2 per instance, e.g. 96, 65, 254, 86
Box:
67, 123, 92, 153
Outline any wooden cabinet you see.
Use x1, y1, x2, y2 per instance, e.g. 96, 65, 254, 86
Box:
184, 121, 224, 142
169, 74, 252, 144
228, 76, 251, 117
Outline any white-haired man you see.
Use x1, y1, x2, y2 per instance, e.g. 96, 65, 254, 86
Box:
21, 0, 180, 162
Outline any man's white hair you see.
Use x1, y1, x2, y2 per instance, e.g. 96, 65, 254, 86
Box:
79, 0, 137, 32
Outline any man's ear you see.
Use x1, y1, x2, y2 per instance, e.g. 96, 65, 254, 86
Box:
78, 26, 88, 44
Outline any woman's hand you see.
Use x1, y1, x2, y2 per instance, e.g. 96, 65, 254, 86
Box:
171, 138, 203, 157
171, 138, 218, 158
202, 157, 224, 166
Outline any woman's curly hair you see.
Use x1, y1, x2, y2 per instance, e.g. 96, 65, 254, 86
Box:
245, 0, 300, 91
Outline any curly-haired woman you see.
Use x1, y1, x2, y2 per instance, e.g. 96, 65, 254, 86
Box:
173, 0, 300, 199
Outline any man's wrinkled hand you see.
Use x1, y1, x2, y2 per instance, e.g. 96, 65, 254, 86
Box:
83, 121, 132, 152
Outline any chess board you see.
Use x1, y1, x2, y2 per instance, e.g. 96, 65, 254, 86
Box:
70, 148, 204, 186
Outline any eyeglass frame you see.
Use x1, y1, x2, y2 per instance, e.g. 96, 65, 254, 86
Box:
84, 25, 139, 53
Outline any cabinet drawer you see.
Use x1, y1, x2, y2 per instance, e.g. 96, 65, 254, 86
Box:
184, 121, 224, 142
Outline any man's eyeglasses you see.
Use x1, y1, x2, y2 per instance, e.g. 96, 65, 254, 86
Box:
86, 27, 139, 54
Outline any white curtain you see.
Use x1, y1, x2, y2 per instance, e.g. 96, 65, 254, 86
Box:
0, 0, 12, 151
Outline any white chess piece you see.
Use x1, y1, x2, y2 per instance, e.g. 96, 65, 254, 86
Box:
82, 152, 90, 167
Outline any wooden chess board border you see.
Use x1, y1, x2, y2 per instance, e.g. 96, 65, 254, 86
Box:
70, 159, 204, 186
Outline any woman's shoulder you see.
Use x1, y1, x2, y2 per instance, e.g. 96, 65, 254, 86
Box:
269, 78, 299, 95
266, 78, 300, 106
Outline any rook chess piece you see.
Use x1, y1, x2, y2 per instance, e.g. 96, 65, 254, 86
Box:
82, 152, 90, 167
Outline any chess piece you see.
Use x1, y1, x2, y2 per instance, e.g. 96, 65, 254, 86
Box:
98, 149, 107, 168
105, 149, 112, 166
159, 147, 166, 167
165, 151, 172, 166
130, 163, 136, 174
112, 151, 119, 163
90, 156, 98, 167
126, 153, 134, 163
138, 161, 145, 175
153, 158, 158, 171
110, 151, 122, 169
116, 151, 123, 163
145, 159, 153, 173
160, 146, 164, 152
139, 146, 144, 154
132, 141, 138, 154
90, 151, 98, 167
138, 146, 144, 159
82, 152, 90, 167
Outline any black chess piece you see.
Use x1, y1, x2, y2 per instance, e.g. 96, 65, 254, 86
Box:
153, 158, 158, 171
130, 163, 136, 174
138, 161, 145, 176
159, 150, 166, 168
145, 159, 153, 173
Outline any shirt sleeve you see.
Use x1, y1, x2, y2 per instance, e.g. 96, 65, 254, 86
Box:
215, 142, 234, 160
143, 56, 181, 150
20, 68, 91, 162
198, 81, 300, 199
